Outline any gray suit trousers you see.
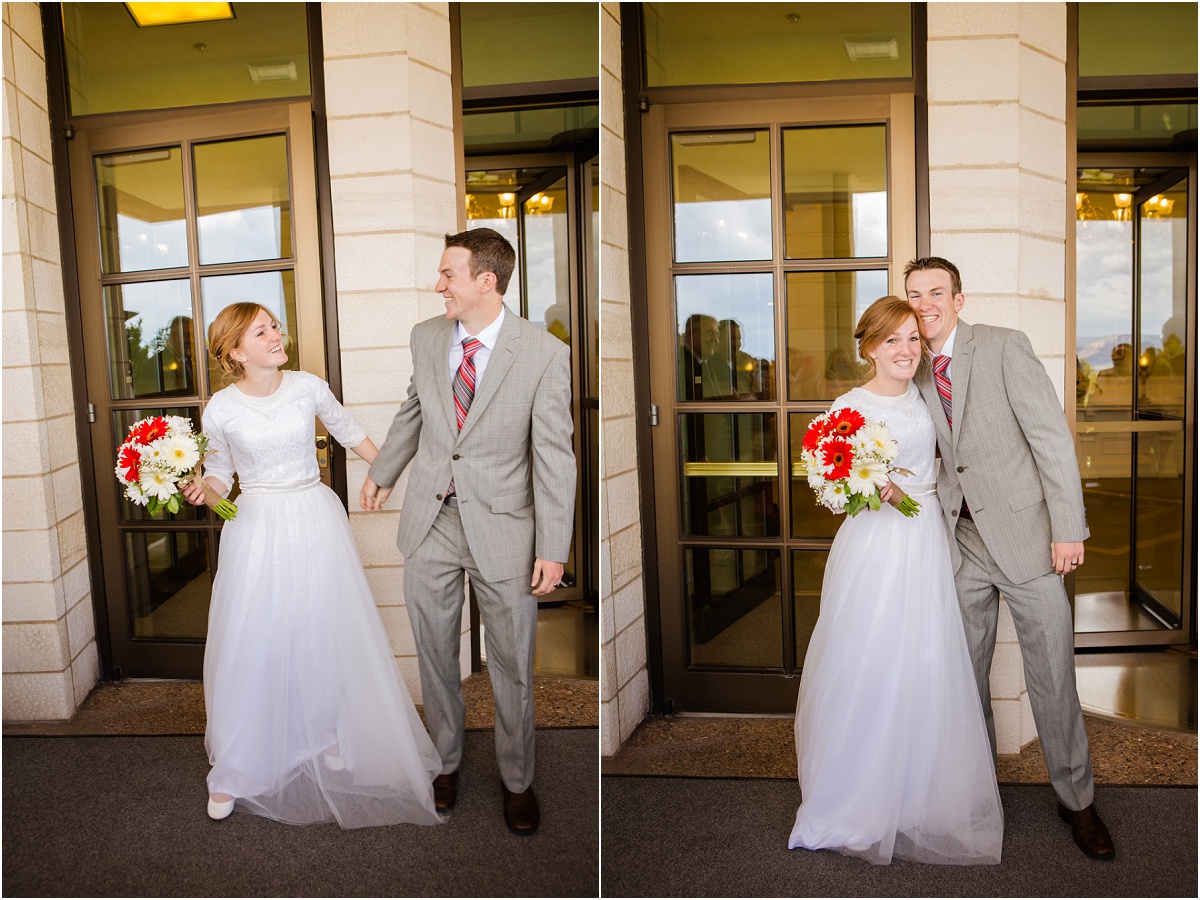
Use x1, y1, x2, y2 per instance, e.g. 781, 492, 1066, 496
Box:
955, 517, 1095, 810
403, 503, 537, 793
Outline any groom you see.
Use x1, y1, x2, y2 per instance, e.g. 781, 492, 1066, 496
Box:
361, 227, 576, 835
905, 257, 1115, 860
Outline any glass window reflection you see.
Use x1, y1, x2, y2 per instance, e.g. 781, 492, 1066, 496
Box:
786, 270, 885, 400
783, 124, 888, 259
672, 130, 771, 262
104, 281, 195, 400
194, 134, 293, 265
680, 412, 779, 538
124, 530, 210, 640
1138, 180, 1187, 420
686, 547, 781, 669
95, 147, 189, 274
676, 274, 775, 401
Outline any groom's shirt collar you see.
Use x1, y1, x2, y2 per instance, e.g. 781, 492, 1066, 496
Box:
937, 323, 959, 376
450, 305, 505, 385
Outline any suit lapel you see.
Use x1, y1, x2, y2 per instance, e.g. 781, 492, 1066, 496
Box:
950, 321, 974, 449
434, 318, 458, 435
456, 305, 521, 445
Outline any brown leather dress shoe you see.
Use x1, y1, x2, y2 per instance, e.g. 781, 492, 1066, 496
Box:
502, 786, 540, 835
433, 771, 459, 811
1058, 802, 1115, 860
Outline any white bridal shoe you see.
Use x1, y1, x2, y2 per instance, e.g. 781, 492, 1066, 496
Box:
323, 754, 347, 771
207, 795, 235, 820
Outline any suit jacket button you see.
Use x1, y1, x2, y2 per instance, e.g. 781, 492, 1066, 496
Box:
956, 465, 965, 473
951, 509, 958, 517
452, 454, 460, 460
436, 493, 443, 501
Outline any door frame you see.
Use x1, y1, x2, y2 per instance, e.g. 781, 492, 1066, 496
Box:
641, 94, 917, 713
1071, 151, 1197, 650
66, 102, 325, 678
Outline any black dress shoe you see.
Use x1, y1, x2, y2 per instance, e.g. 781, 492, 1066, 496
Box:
433, 771, 459, 811
502, 786, 540, 836
1058, 802, 1115, 860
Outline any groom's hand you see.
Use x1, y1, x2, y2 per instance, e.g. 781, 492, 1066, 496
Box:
531, 559, 564, 596
360, 476, 392, 512
1051, 541, 1085, 576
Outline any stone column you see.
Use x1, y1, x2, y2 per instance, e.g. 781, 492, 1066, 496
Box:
2, 2, 97, 720
320, 2, 462, 700
927, 2, 1069, 753
600, 2, 650, 757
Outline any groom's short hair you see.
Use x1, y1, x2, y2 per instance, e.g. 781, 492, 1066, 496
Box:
445, 228, 516, 296
904, 256, 962, 296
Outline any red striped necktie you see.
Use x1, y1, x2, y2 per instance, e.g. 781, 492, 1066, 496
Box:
933, 353, 953, 427
447, 337, 482, 498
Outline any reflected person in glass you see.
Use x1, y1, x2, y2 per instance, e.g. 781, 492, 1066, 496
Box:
183, 302, 443, 828
790, 296, 1003, 865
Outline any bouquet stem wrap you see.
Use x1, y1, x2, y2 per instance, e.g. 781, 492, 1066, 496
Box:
183, 453, 238, 521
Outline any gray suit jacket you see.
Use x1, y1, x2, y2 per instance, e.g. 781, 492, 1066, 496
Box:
369, 306, 576, 583
915, 321, 1089, 585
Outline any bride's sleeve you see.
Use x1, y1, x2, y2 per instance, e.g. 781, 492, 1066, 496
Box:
313, 376, 368, 449
200, 403, 235, 497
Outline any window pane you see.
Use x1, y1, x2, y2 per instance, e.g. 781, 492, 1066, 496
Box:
524, 178, 571, 345
1079, 2, 1197, 77
201, 271, 299, 392
114, 406, 204, 522
95, 148, 188, 274
460, 2, 598, 87
680, 413, 779, 538
1078, 103, 1198, 150
1138, 180, 1187, 420
685, 548, 781, 669
124, 530, 210, 639
676, 274, 775, 401
1136, 430, 1185, 619
194, 135, 292, 265
783, 125, 887, 259
463, 104, 599, 154
105, 281, 196, 400
793, 549, 829, 668
672, 131, 771, 263
645, 2, 912, 86
63, 2, 311, 117
786, 270, 886, 400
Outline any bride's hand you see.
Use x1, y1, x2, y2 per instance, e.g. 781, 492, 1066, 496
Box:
880, 479, 907, 508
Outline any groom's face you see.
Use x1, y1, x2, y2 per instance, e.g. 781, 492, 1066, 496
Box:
905, 268, 964, 353
437, 247, 493, 324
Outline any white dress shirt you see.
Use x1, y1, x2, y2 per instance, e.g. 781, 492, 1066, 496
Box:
936, 323, 959, 379
449, 306, 505, 388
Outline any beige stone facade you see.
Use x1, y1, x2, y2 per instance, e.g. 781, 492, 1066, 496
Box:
2, 3, 97, 721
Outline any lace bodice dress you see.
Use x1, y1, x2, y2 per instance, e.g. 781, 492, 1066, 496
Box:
788, 380, 1003, 865
202, 370, 365, 490
200, 370, 442, 828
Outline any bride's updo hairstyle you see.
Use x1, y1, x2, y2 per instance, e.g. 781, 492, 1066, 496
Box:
854, 295, 930, 370
207, 302, 292, 383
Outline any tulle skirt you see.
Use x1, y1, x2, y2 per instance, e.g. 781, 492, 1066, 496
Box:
203, 477, 443, 828
788, 485, 1003, 865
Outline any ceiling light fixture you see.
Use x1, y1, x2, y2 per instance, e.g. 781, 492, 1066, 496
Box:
124, 3, 235, 28
844, 38, 899, 61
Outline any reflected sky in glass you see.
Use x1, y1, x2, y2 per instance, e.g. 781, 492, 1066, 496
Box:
674, 199, 772, 262
676, 273, 774, 361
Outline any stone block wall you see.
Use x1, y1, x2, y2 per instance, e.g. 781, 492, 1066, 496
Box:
2, 2, 98, 720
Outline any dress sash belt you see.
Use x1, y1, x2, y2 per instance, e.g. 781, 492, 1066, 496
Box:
238, 475, 321, 495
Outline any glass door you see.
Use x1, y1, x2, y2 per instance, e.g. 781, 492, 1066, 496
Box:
69, 102, 325, 677
643, 94, 916, 712
465, 153, 600, 677
1074, 158, 1194, 647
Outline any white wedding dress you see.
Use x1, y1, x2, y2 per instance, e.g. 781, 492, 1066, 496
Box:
201, 370, 442, 828
788, 382, 1003, 865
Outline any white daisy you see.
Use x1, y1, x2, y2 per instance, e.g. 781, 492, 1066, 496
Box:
140, 469, 178, 503
846, 457, 888, 496
157, 433, 200, 473
820, 480, 850, 511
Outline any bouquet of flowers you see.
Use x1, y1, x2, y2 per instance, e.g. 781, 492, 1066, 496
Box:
115, 415, 237, 520
800, 407, 920, 518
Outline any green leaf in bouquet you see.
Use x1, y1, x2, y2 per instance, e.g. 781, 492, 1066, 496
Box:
167, 494, 181, 514
846, 494, 866, 517
867, 492, 881, 511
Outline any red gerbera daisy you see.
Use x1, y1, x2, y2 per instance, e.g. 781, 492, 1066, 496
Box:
132, 416, 170, 445
802, 416, 831, 452
827, 407, 866, 438
819, 436, 855, 480
117, 444, 141, 483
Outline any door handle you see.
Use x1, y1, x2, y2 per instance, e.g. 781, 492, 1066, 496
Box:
315, 434, 329, 468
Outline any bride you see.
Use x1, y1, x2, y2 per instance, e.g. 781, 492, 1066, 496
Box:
184, 302, 443, 828
788, 296, 1003, 865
